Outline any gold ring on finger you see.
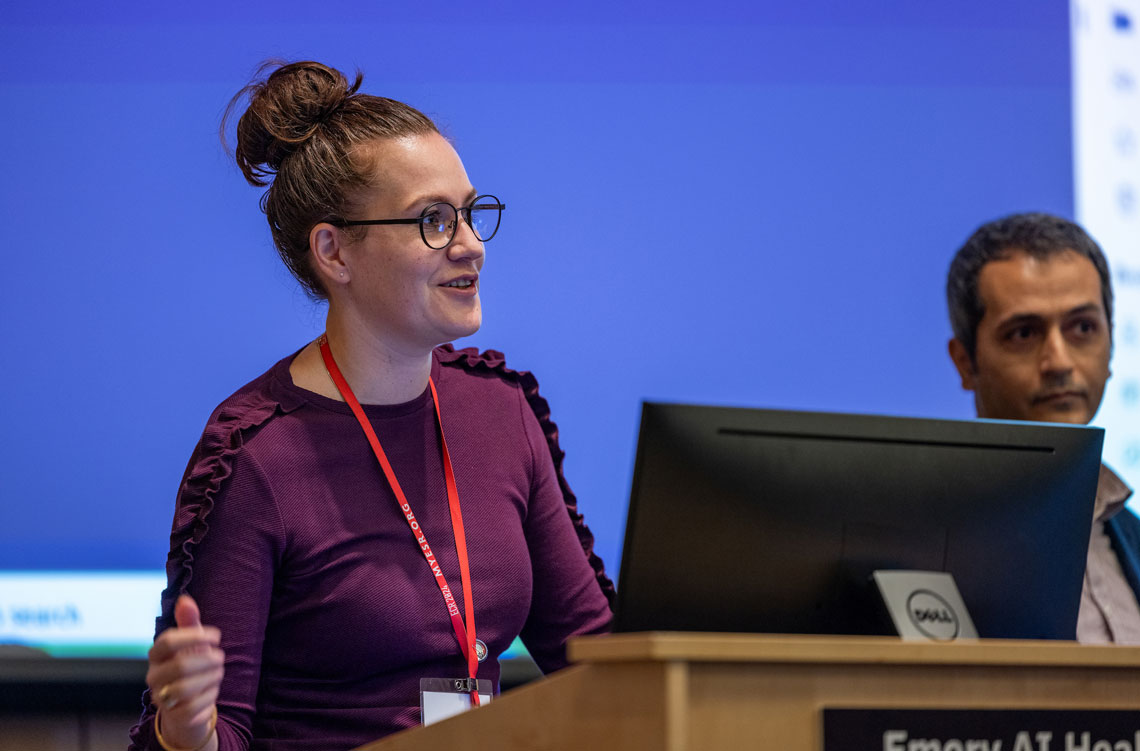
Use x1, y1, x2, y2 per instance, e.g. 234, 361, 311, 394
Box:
157, 685, 179, 710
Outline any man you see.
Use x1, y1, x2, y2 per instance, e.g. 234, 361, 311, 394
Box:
946, 212, 1140, 644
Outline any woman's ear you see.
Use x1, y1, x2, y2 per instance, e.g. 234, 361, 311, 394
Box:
309, 223, 351, 289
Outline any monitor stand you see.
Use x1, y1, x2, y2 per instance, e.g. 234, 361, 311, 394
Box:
872, 570, 979, 641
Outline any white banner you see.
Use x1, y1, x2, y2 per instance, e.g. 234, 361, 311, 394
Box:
0, 571, 164, 655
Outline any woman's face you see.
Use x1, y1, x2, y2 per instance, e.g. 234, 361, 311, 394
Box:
341, 132, 486, 354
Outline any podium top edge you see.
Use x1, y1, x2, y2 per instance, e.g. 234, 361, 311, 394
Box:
567, 632, 1140, 668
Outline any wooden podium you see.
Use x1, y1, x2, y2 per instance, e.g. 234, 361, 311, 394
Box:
357, 633, 1140, 751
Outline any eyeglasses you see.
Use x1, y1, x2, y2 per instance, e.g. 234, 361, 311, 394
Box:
330, 194, 505, 250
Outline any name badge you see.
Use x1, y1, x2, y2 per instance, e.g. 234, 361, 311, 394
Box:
420, 677, 493, 726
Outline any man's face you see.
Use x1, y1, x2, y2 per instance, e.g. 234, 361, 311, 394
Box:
949, 249, 1111, 425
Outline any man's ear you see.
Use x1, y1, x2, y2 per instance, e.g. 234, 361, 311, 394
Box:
948, 337, 976, 391
309, 223, 351, 290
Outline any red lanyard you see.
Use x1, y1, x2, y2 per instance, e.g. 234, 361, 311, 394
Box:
318, 335, 480, 705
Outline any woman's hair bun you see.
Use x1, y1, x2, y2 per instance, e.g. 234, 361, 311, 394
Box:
224, 60, 363, 187
221, 59, 438, 300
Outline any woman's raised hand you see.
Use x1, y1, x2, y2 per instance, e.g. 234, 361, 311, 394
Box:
146, 594, 224, 750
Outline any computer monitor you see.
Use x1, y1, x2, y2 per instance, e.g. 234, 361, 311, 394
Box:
614, 403, 1104, 640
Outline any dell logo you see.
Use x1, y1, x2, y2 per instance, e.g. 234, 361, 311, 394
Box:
913, 608, 954, 624
906, 589, 960, 640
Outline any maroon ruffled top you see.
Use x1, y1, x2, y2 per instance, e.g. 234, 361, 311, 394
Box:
128, 346, 615, 750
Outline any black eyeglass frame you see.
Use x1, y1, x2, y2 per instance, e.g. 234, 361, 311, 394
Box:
329, 194, 505, 250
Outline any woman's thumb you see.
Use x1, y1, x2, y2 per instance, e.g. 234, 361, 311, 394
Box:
174, 594, 202, 629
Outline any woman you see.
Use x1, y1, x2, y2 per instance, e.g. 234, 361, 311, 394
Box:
129, 60, 614, 751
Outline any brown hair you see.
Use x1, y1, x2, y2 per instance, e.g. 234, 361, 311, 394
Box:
222, 60, 439, 298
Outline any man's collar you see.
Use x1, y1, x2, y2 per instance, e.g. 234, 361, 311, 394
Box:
1096, 463, 1134, 522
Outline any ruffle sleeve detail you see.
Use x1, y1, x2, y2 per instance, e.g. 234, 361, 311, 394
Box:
129, 375, 295, 751
436, 345, 617, 607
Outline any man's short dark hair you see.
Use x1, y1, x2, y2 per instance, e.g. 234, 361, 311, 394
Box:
946, 212, 1114, 362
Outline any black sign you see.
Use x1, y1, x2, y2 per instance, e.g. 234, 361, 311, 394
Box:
823, 709, 1140, 751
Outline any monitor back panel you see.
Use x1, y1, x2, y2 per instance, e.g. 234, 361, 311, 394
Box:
614, 404, 1103, 640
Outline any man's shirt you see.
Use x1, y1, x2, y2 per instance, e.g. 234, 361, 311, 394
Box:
1076, 464, 1140, 644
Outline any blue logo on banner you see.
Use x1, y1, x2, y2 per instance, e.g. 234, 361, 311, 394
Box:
1113, 11, 1132, 31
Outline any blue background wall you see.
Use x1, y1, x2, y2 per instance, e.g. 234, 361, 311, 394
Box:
0, 2, 1072, 586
